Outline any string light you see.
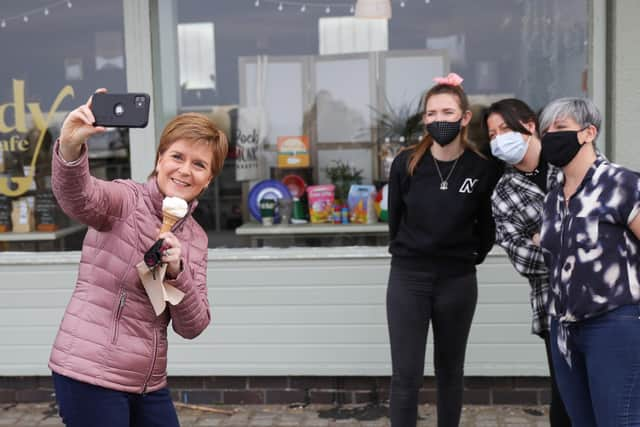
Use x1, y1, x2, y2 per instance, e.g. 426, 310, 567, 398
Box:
252, 0, 354, 14
0, 0, 74, 29
251, 1, 416, 15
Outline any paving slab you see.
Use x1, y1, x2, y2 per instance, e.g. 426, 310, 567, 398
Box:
0, 403, 551, 426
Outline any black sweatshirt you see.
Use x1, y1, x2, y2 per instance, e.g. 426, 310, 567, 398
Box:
388, 148, 499, 277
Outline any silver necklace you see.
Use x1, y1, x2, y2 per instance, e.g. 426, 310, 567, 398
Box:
432, 155, 459, 190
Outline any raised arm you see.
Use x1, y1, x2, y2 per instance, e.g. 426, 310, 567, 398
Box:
52, 90, 132, 230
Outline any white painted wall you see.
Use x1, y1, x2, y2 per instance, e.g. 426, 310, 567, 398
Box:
609, 0, 640, 170
0, 247, 546, 377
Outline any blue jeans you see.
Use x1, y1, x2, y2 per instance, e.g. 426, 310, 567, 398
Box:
53, 372, 180, 427
550, 305, 640, 427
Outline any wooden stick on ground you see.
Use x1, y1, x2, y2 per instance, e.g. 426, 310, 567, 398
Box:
174, 402, 236, 415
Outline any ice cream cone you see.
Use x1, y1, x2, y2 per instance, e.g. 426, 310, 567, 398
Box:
160, 212, 180, 234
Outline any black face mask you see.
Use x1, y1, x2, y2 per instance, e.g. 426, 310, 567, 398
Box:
426, 120, 461, 146
540, 130, 584, 167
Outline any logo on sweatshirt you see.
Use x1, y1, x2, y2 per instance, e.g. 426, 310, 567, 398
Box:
459, 178, 478, 193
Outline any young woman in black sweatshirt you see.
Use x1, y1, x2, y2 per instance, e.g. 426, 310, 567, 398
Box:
386, 73, 499, 427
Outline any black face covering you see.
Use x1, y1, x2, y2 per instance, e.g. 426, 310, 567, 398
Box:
426, 120, 461, 146
541, 130, 583, 167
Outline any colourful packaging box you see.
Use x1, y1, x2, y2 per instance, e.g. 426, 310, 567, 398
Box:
306, 184, 335, 224
277, 136, 310, 168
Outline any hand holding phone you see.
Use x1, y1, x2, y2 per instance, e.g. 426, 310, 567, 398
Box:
91, 92, 150, 128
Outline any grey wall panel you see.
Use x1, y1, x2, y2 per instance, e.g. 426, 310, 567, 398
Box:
0, 248, 546, 376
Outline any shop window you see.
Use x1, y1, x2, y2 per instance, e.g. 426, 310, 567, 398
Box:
0, 0, 128, 251
174, 0, 589, 248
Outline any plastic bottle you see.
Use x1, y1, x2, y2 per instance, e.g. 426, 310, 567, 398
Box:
341, 207, 349, 224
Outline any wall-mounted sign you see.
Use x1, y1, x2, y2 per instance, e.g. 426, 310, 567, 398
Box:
277, 136, 309, 168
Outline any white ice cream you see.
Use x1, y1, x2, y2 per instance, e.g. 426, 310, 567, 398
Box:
162, 196, 188, 218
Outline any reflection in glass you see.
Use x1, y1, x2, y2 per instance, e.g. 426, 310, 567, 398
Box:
0, 0, 127, 251
173, 0, 588, 248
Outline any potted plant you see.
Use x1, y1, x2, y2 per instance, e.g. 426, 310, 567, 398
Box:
370, 96, 424, 181
324, 160, 364, 204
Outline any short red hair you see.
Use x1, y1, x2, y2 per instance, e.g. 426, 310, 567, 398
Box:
151, 112, 229, 178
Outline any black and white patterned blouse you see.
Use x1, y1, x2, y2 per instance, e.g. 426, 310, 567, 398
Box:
540, 157, 640, 362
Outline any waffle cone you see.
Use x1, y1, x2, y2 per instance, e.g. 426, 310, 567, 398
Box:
160, 212, 180, 234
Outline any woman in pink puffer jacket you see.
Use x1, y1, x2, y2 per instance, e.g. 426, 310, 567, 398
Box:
49, 90, 228, 427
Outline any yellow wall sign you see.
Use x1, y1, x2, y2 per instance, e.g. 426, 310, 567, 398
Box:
0, 79, 75, 197
276, 136, 309, 169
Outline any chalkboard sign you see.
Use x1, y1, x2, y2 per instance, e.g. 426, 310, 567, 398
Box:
35, 191, 59, 231
0, 194, 10, 232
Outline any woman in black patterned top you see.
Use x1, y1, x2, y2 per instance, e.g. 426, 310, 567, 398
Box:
539, 97, 640, 426
485, 98, 569, 427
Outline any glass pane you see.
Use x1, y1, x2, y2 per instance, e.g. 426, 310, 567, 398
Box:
242, 60, 305, 147
170, 0, 589, 248
0, 0, 128, 251
315, 56, 372, 143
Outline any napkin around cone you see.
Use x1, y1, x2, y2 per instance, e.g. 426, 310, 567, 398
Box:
136, 261, 185, 316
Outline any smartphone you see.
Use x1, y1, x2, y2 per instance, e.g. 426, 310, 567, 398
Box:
91, 93, 150, 128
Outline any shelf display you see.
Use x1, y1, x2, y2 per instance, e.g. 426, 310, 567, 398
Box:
281, 174, 306, 198
276, 136, 309, 168
248, 179, 292, 223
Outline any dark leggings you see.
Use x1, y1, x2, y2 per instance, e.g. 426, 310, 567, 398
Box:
541, 331, 572, 427
386, 266, 477, 427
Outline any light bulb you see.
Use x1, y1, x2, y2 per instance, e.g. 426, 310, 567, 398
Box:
44, 8, 49, 16
23, 15, 29, 23
277, 2, 283, 11
300, 4, 306, 12
400, 1, 405, 7
350, 5, 355, 13
67, 1, 73, 8
1, 20, 5, 28
425, 0, 430, 3
325, 6, 331, 13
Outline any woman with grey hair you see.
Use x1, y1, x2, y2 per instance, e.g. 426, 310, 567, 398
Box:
538, 97, 640, 426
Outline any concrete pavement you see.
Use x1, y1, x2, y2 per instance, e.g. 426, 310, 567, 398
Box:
0, 402, 551, 426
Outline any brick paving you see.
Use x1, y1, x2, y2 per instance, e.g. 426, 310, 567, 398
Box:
0, 402, 551, 426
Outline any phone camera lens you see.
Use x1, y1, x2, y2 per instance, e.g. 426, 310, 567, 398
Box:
114, 103, 125, 116
135, 96, 145, 108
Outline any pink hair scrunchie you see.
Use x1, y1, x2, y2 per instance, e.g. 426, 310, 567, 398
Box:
433, 72, 464, 87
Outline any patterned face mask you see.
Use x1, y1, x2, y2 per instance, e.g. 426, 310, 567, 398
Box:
426, 120, 461, 147
541, 129, 584, 167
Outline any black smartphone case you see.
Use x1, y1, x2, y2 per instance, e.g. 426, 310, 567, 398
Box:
91, 93, 150, 128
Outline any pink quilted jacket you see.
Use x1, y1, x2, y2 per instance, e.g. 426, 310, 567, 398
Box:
49, 141, 210, 393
